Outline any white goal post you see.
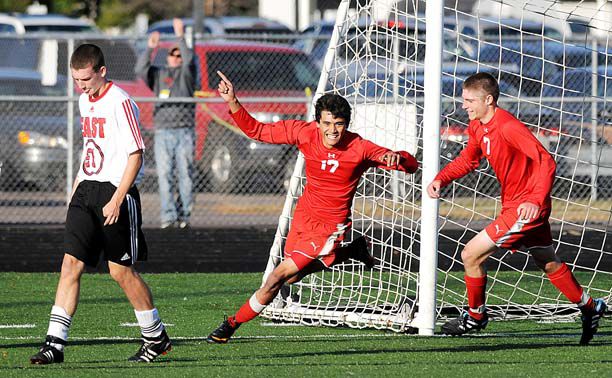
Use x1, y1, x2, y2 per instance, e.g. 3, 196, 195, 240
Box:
261, 0, 612, 334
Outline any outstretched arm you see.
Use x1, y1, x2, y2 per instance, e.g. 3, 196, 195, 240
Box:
360, 139, 419, 173
433, 126, 483, 189
373, 150, 419, 173
217, 71, 308, 145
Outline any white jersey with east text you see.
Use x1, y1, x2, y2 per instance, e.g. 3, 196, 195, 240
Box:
76, 82, 145, 186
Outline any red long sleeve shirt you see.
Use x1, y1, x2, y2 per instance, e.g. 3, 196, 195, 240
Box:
435, 108, 556, 209
230, 107, 419, 225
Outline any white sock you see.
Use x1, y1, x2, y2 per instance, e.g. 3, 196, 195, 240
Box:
578, 291, 592, 308
134, 308, 164, 338
46, 305, 71, 351
249, 293, 266, 313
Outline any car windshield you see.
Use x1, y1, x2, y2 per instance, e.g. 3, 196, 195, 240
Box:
0, 79, 65, 96
206, 51, 319, 91
24, 25, 96, 33
481, 24, 562, 41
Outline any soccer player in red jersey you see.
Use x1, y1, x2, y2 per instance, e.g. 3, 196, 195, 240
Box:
206, 71, 419, 343
427, 72, 606, 344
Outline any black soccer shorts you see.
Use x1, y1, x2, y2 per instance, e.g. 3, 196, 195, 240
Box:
65, 180, 148, 267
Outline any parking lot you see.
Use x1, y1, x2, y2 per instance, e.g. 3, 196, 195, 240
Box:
1, 19, 611, 230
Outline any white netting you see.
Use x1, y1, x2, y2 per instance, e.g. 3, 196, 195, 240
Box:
261, 0, 612, 331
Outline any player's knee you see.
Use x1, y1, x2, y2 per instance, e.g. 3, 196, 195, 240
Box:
60, 254, 85, 279
285, 275, 300, 285
262, 271, 287, 294
108, 265, 135, 284
461, 249, 479, 268
541, 260, 562, 274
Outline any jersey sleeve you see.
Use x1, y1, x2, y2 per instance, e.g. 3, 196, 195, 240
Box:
361, 139, 419, 173
435, 125, 483, 187
230, 106, 310, 145
117, 98, 145, 153
500, 120, 556, 207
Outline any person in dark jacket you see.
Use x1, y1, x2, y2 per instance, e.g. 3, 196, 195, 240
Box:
136, 18, 196, 228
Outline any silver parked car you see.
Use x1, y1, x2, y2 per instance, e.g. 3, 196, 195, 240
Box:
0, 68, 69, 190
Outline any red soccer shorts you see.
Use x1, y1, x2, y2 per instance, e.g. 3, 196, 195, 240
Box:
485, 206, 553, 251
284, 210, 351, 270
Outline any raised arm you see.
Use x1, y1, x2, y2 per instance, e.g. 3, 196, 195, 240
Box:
217, 71, 308, 145
135, 31, 159, 90
174, 18, 195, 72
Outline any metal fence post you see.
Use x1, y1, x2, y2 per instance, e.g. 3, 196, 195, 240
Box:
67, 37, 75, 205
591, 39, 598, 202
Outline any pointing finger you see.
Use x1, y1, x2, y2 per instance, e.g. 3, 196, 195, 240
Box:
217, 71, 230, 85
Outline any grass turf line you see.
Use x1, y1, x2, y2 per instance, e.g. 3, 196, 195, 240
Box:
0, 272, 610, 377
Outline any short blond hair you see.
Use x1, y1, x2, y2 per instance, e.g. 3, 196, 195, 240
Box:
464, 72, 499, 103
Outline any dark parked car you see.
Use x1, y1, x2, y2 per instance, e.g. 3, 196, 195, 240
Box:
478, 39, 611, 97
0, 68, 69, 190
536, 66, 612, 196
147, 16, 294, 37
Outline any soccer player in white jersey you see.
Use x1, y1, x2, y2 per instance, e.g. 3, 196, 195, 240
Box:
30, 44, 171, 364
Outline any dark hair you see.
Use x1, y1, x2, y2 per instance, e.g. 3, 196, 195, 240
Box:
463, 72, 499, 103
315, 94, 352, 126
70, 43, 105, 72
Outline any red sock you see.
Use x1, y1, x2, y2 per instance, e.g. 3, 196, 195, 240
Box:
465, 275, 487, 320
547, 263, 592, 310
233, 294, 267, 324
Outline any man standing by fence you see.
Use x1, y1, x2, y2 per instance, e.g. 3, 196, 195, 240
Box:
136, 18, 196, 229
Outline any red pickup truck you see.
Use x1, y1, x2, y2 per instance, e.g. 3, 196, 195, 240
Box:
140, 40, 320, 193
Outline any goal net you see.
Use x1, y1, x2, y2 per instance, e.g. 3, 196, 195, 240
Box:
261, 0, 612, 332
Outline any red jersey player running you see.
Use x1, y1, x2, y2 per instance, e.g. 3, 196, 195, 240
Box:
427, 72, 606, 344
207, 71, 419, 343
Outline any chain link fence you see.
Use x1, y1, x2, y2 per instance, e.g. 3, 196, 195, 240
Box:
0, 34, 316, 227
0, 31, 610, 227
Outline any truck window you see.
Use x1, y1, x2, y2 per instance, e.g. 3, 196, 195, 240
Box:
206, 51, 319, 91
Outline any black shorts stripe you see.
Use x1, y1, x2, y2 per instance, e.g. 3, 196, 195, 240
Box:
127, 194, 138, 265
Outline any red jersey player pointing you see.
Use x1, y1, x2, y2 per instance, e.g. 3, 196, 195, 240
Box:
207, 71, 418, 343
427, 72, 606, 344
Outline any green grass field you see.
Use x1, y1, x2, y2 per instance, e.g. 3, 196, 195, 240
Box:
1, 272, 611, 377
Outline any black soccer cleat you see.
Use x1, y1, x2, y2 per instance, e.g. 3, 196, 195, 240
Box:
441, 311, 489, 336
580, 298, 607, 346
350, 236, 376, 269
206, 318, 240, 344
30, 336, 65, 365
128, 329, 172, 362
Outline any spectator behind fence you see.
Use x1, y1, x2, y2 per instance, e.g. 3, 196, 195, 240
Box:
136, 18, 196, 229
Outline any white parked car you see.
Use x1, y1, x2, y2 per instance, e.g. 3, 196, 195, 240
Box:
0, 13, 99, 34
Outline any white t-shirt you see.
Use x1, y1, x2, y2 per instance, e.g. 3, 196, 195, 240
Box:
76, 82, 145, 186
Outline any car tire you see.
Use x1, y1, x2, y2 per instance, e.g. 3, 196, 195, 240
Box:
199, 123, 240, 193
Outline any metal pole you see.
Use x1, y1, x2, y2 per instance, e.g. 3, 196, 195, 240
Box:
417, 0, 443, 336
66, 38, 75, 206
193, 0, 204, 46
591, 39, 598, 202
391, 15, 401, 202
